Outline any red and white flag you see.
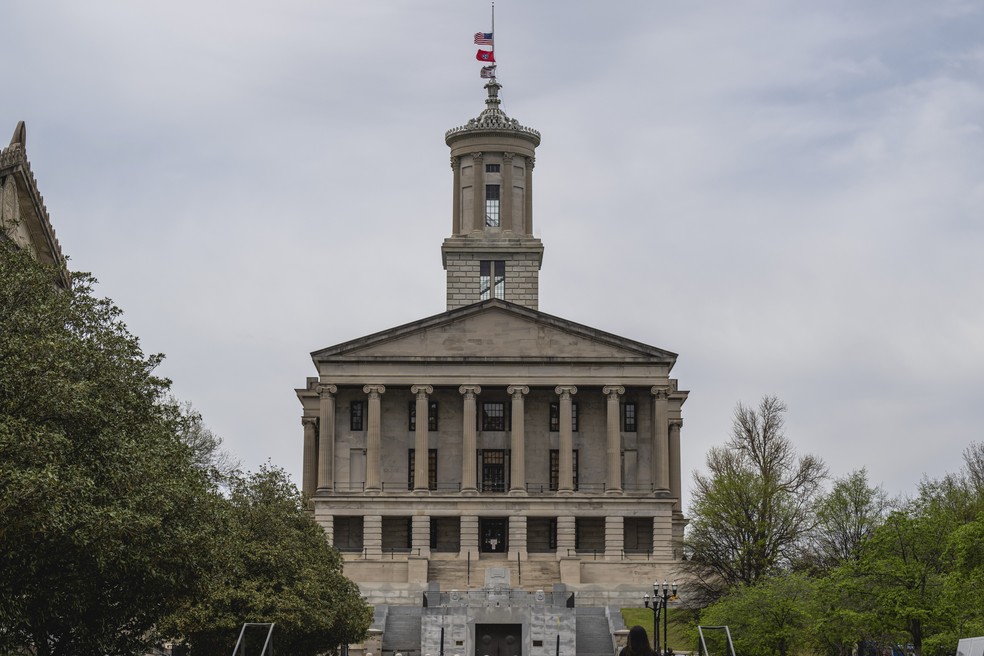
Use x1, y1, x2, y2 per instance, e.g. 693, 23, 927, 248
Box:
476, 49, 495, 63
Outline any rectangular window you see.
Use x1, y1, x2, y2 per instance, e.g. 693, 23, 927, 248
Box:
482, 402, 506, 431
408, 400, 439, 431
479, 260, 505, 301
485, 184, 500, 227
549, 449, 579, 491
350, 401, 364, 431
408, 448, 438, 490
486, 163, 500, 173
623, 401, 637, 432
481, 449, 507, 492
549, 402, 579, 432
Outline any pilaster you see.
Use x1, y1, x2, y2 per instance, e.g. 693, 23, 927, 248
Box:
412, 514, 431, 559
364, 515, 382, 559
508, 515, 527, 561
555, 515, 576, 559
460, 515, 479, 559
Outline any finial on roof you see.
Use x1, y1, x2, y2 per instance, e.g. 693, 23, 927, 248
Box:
9, 121, 26, 148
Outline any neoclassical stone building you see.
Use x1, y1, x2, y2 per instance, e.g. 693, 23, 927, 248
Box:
1, 121, 69, 287
296, 81, 688, 601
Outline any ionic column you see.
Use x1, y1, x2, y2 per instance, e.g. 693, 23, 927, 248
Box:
502, 152, 514, 232
669, 419, 683, 513
555, 386, 577, 494
651, 386, 670, 492
363, 385, 385, 493
471, 152, 484, 231
302, 417, 318, 500
451, 156, 461, 235
507, 385, 529, 495
317, 384, 337, 493
603, 386, 625, 494
411, 385, 433, 494
459, 385, 481, 494
525, 156, 535, 235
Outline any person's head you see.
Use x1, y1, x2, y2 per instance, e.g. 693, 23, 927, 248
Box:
628, 625, 653, 655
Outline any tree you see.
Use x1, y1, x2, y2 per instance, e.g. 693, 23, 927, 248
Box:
811, 468, 891, 571
684, 396, 828, 604
0, 247, 225, 655
162, 465, 372, 655
699, 573, 819, 656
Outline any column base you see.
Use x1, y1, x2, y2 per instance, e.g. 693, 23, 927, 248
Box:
605, 488, 624, 496
412, 488, 431, 496
556, 489, 574, 496
508, 488, 528, 497
364, 488, 381, 496
461, 487, 479, 496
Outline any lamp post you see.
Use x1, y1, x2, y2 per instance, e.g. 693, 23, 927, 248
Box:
645, 581, 678, 656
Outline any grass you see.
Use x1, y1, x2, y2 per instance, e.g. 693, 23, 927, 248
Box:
621, 607, 693, 653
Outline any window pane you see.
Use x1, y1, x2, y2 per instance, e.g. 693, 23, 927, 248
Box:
482, 402, 505, 431
624, 402, 637, 432
351, 401, 364, 431
485, 184, 500, 227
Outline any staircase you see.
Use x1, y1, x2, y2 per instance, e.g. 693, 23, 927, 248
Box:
576, 607, 615, 656
382, 605, 422, 656
426, 558, 561, 591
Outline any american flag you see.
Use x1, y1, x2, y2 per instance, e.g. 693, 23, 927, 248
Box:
474, 32, 493, 46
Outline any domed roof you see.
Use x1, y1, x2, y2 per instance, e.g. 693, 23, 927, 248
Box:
445, 79, 540, 147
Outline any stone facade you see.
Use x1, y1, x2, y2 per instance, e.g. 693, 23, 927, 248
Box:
0, 121, 69, 288
296, 80, 689, 612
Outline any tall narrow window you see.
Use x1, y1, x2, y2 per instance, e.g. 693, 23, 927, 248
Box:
408, 449, 438, 490
485, 184, 500, 227
623, 402, 637, 432
479, 260, 506, 300
350, 401, 364, 431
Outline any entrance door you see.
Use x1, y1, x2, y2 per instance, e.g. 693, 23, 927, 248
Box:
475, 623, 521, 656
480, 518, 507, 553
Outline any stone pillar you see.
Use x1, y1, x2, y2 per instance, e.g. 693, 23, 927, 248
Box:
451, 156, 461, 235
459, 385, 481, 494
317, 384, 337, 493
302, 417, 318, 500
555, 386, 577, 494
412, 384, 433, 494
508, 515, 527, 561
603, 386, 625, 494
471, 152, 484, 230
556, 515, 576, 558
605, 515, 624, 560
412, 514, 431, 559
651, 386, 670, 492
363, 385, 385, 493
460, 515, 479, 558
669, 419, 683, 512
653, 505, 674, 560
502, 152, 514, 232
525, 156, 535, 235
507, 385, 529, 495
364, 514, 382, 559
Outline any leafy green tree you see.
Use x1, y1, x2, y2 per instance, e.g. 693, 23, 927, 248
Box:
699, 573, 819, 656
810, 468, 891, 571
0, 248, 225, 655
684, 396, 828, 604
162, 465, 372, 655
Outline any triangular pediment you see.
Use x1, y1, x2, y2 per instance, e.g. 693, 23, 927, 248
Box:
312, 300, 676, 364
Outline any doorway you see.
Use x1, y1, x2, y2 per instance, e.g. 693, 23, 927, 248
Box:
475, 623, 521, 656
480, 518, 507, 553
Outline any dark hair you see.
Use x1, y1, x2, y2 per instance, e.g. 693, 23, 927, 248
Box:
626, 625, 655, 656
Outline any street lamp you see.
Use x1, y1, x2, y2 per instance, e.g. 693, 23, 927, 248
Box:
644, 581, 678, 656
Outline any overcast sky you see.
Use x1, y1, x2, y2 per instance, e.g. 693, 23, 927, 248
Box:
5, 0, 983, 508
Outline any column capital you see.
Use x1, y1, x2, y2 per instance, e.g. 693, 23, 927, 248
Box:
318, 384, 337, 397
363, 384, 386, 397
502, 151, 515, 163
459, 385, 482, 398
602, 385, 625, 398
470, 151, 483, 162
528, 156, 535, 170
650, 385, 670, 399
301, 416, 318, 428
411, 384, 434, 396
554, 385, 577, 398
669, 418, 684, 430
507, 385, 530, 397
450, 155, 459, 169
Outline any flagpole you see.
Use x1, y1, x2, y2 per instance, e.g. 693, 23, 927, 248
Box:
491, 1, 495, 76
